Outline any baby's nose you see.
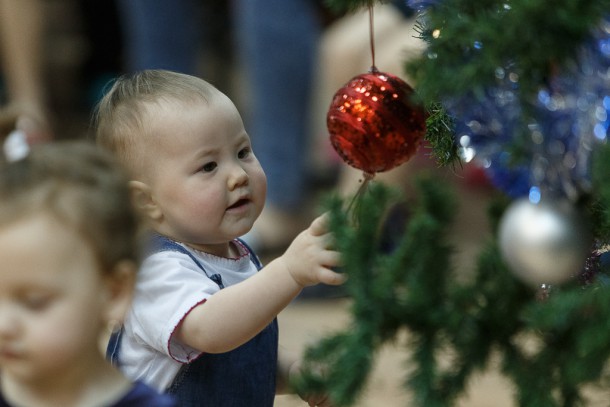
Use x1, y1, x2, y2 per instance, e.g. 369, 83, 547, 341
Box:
228, 165, 249, 189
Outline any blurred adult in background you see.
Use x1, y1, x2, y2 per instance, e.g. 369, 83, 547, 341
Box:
0, 0, 125, 141
115, 0, 234, 92
116, 0, 203, 75
0, 0, 53, 142
233, 0, 327, 252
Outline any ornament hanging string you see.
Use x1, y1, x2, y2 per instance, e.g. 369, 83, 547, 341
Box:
345, 172, 376, 221
368, 3, 377, 73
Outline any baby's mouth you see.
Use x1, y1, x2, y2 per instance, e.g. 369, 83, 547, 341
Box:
228, 198, 249, 210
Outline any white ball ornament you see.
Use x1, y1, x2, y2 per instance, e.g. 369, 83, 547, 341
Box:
498, 197, 592, 287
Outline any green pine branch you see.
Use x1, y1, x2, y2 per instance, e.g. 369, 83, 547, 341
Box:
297, 1, 610, 405
293, 176, 456, 406
421, 102, 461, 168
406, 0, 610, 102
295, 145, 610, 406
591, 145, 610, 244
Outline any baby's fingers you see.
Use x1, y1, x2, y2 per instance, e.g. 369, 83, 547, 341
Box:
314, 249, 344, 285
308, 213, 330, 237
316, 266, 347, 286
319, 249, 342, 268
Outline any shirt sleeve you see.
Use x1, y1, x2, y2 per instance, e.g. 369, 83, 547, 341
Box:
128, 250, 221, 363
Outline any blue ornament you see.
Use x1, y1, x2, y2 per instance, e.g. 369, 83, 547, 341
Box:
447, 63, 528, 197
484, 152, 530, 198
444, 19, 610, 199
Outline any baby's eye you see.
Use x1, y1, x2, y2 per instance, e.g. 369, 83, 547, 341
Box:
201, 162, 217, 172
238, 147, 251, 159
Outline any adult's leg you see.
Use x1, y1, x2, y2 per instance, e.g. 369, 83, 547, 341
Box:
234, 0, 321, 250
0, 0, 52, 141
116, 0, 202, 74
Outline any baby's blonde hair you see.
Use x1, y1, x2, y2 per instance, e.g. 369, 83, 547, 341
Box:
92, 70, 222, 176
0, 140, 139, 273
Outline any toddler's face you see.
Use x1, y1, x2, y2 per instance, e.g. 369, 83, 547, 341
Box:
0, 214, 114, 384
142, 95, 267, 255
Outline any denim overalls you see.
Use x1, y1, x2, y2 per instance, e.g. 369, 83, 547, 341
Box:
108, 236, 278, 406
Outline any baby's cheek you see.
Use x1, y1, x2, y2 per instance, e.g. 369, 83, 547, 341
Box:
253, 170, 267, 204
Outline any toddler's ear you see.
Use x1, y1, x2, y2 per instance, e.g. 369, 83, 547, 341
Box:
129, 180, 162, 221
102, 260, 137, 325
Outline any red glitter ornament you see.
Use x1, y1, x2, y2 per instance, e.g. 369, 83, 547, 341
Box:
327, 69, 426, 174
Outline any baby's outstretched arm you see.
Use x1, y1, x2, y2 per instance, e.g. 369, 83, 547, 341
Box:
176, 214, 345, 354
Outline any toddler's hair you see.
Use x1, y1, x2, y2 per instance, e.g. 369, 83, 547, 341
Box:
92, 69, 222, 171
0, 140, 139, 272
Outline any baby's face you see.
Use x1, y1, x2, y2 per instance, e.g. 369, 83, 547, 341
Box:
142, 95, 267, 255
0, 213, 113, 384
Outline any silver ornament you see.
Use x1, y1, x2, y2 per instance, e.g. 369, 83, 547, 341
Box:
498, 197, 592, 286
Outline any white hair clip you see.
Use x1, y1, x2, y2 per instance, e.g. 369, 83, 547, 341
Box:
3, 129, 30, 162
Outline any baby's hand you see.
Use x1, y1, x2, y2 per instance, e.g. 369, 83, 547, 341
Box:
279, 213, 345, 288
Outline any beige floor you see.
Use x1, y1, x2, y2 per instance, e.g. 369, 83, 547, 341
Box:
274, 298, 610, 407
273, 298, 515, 407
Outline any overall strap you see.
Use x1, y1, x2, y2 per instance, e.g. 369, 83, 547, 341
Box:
149, 235, 224, 288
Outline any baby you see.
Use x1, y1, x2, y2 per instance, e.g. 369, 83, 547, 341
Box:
93, 69, 345, 406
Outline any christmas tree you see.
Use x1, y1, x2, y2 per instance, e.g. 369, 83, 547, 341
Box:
295, 1, 610, 406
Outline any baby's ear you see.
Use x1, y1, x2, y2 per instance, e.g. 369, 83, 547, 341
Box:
129, 180, 162, 221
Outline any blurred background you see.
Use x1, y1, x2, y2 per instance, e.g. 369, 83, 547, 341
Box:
0, 0, 233, 140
